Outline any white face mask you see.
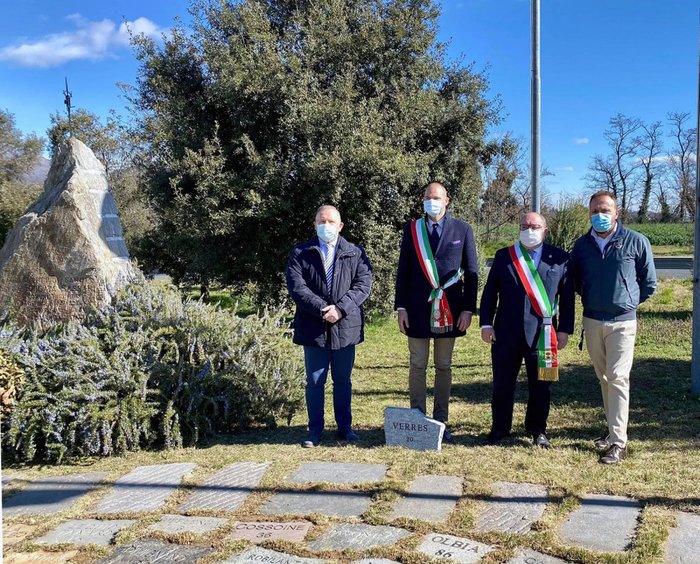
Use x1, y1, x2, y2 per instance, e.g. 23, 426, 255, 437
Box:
316, 223, 338, 243
519, 228, 544, 249
423, 199, 444, 218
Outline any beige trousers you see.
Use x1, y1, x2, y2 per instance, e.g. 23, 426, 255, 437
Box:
407, 337, 456, 423
583, 316, 637, 447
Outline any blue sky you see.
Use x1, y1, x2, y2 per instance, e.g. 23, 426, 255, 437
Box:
1, 0, 698, 198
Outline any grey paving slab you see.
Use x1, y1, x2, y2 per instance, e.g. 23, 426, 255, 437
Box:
384, 407, 445, 451
95, 463, 195, 514
507, 548, 570, 563
351, 560, 401, 564
147, 514, 227, 534
288, 462, 387, 484
3, 472, 108, 517
98, 539, 213, 563
558, 494, 641, 552
180, 461, 270, 512
35, 519, 135, 546
229, 521, 313, 543
221, 547, 325, 563
307, 523, 410, 551
389, 474, 462, 522
475, 481, 548, 534
261, 490, 372, 517
417, 532, 495, 563
664, 511, 700, 563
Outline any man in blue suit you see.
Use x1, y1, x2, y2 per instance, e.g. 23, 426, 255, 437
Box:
479, 211, 574, 448
395, 182, 479, 441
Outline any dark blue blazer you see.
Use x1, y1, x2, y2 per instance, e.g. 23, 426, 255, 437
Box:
286, 235, 372, 350
395, 213, 479, 339
479, 243, 575, 348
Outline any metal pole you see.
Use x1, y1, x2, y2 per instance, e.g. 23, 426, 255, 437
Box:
691, 13, 700, 396
531, 0, 541, 213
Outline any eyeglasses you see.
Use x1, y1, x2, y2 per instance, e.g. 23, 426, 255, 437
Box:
520, 224, 543, 230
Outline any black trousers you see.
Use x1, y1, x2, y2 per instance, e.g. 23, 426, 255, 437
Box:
490, 338, 551, 436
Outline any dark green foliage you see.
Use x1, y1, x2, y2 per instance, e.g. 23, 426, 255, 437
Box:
0, 277, 304, 463
626, 223, 694, 246
547, 203, 591, 252
128, 0, 502, 315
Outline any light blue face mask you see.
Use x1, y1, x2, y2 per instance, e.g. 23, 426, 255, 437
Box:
591, 213, 614, 233
316, 223, 338, 243
423, 199, 444, 218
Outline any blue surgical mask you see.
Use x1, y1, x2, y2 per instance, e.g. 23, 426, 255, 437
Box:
316, 224, 338, 243
591, 213, 614, 233
423, 199, 444, 218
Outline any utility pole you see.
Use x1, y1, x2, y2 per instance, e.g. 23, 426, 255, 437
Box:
531, 0, 541, 213
691, 14, 700, 396
63, 77, 73, 137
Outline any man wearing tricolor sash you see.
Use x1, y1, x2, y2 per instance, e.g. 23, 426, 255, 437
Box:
395, 182, 479, 442
479, 212, 574, 448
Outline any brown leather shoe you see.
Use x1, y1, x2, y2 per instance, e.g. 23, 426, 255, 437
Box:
599, 444, 627, 464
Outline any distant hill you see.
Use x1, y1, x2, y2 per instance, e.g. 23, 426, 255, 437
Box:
25, 156, 50, 185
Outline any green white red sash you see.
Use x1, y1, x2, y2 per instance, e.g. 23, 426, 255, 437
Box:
410, 218, 464, 333
508, 242, 559, 381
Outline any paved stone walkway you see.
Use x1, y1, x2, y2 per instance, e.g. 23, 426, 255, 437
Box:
3, 460, 699, 563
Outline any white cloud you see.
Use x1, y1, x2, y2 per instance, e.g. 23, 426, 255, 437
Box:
573, 137, 589, 145
0, 14, 162, 68
555, 166, 575, 173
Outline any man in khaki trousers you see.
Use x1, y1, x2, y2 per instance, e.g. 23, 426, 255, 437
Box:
571, 191, 656, 464
394, 182, 479, 441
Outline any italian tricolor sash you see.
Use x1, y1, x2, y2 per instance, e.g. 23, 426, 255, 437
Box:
508, 243, 559, 381
410, 218, 464, 333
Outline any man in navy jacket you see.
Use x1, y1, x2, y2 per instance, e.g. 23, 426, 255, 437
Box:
479, 211, 575, 448
395, 182, 479, 440
286, 205, 372, 448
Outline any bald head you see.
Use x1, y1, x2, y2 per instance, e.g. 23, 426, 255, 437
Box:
424, 182, 448, 199
520, 211, 547, 230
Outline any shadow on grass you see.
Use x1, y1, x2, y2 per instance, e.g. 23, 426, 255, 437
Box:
638, 309, 692, 321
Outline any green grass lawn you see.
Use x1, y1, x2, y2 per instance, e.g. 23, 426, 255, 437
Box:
3, 279, 698, 563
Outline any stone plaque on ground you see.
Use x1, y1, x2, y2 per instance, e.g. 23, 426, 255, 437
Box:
307, 523, 410, 551
507, 548, 570, 563
4, 549, 79, 563
147, 514, 227, 534
221, 547, 325, 563
180, 461, 270, 512
229, 521, 313, 543
3, 472, 107, 517
3, 524, 38, 548
288, 462, 387, 484
384, 407, 445, 451
558, 494, 641, 552
475, 481, 548, 534
389, 474, 462, 522
98, 539, 213, 563
417, 532, 495, 563
95, 463, 195, 514
351, 560, 401, 564
664, 511, 700, 563
36, 519, 135, 546
261, 490, 372, 517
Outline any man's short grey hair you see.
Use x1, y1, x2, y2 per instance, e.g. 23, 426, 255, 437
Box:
424, 182, 448, 198
521, 211, 547, 229
314, 205, 341, 222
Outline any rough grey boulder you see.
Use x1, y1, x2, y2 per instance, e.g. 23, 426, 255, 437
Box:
0, 138, 133, 326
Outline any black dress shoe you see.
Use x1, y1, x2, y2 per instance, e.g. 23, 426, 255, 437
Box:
599, 444, 627, 464
442, 429, 454, 443
485, 430, 511, 445
533, 433, 550, 449
338, 429, 359, 442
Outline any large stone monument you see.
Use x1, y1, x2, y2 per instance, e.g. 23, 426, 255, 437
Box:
0, 138, 133, 326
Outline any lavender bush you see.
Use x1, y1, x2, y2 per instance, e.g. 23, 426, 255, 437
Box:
0, 277, 304, 463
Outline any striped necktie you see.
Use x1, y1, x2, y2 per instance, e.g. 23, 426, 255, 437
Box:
323, 243, 334, 294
